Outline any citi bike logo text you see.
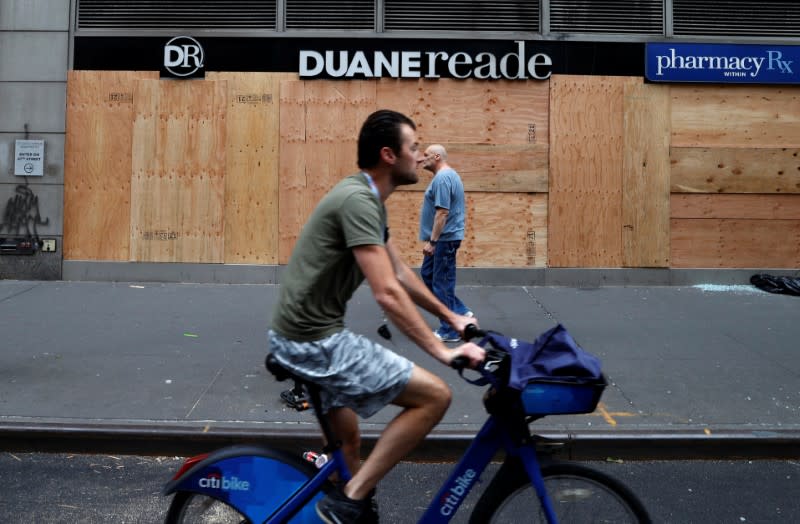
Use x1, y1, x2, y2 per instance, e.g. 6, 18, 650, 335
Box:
198, 473, 251, 492
654, 48, 794, 78
164, 36, 204, 77
439, 469, 477, 516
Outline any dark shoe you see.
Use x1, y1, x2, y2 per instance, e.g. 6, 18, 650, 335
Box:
363, 488, 379, 523
316, 486, 367, 524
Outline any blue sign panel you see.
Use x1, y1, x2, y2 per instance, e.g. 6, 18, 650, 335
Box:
646, 43, 799, 84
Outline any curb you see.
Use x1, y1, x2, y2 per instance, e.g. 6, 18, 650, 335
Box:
2, 422, 798, 460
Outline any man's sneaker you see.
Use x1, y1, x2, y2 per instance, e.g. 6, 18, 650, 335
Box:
464, 310, 474, 318
316, 485, 368, 524
434, 329, 461, 343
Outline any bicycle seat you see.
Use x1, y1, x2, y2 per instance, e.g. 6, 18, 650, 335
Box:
265, 353, 295, 382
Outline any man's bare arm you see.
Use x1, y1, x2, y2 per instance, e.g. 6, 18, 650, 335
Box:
385, 238, 476, 337
354, 243, 483, 367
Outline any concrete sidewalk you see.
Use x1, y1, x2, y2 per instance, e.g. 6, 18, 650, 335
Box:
0, 280, 798, 460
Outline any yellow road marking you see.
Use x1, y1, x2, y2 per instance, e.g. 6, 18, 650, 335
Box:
597, 403, 617, 426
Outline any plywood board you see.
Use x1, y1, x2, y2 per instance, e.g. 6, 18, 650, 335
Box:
622, 81, 671, 267
278, 81, 308, 265
386, 192, 547, 268
671, 147, 800, 193
130, 80, 227, 263
671, 85, 800, 147
464, 192, 547, 267
671, 218, 800, 268
64, 70, 158, 260
671, 194, 800, 220
207, 72, 296, 264
384, 191, 424, 267
548, 75, 637, 267
278, 80, 377, 263
397, 143, 549, 193
376, 78, 549, 145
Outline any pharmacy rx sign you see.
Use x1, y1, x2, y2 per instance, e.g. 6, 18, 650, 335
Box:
646, 43, 799, 84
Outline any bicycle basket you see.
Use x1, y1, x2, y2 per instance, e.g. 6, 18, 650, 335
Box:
521, 375, 607, 415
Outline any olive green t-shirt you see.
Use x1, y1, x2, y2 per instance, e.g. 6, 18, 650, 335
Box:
271, 174, 387, 341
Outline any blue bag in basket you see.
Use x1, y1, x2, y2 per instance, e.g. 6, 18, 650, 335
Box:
481, 324, 602, 390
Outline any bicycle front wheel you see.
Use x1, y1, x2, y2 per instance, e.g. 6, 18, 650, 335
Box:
165, 492, 250, 523
470, 460, 651, 524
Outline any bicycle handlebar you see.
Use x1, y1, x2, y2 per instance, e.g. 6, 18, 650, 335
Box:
450, 324, 486, 371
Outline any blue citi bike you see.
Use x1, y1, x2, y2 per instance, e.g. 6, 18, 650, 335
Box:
162, 326, 651, 523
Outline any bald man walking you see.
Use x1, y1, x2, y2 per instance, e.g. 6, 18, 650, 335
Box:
419, 145, 472, 342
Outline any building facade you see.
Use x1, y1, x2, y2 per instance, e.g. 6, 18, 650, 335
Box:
2, 1, 799, 283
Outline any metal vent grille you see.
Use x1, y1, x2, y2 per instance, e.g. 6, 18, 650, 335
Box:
384, 1, 539, 32
549, 0, 663, 34
285, 0, 374, 30
673, 0, 800, 37
77, 0, 277, 29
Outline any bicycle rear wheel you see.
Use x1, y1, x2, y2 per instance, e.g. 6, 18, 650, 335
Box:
163, 445, 328, 524
165, 492, 249, 523
470, 460, 651, 524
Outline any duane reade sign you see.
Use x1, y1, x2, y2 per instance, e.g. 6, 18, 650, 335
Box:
164, 36, 205, 77
14, 140, 44, 177
300, 41, 552, 80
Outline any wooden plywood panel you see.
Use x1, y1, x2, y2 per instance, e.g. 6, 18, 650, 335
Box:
278, 81, 307, 264
385, 191, 424, 267
622, 81, 671, 267
548, 75, 636, 267
464, 193, 547, 267
671, 85, 800, 147
671, 218, 800, 268
376, 78, 549, 145
278, 81, 377, 263
397, 143, 548, 193
207, 72, 296, 264
671, 147, 800, 193
131, 80, 227, 263
64, 70, 158, 260
386, 192, 547, 268
671, 194, 800, 220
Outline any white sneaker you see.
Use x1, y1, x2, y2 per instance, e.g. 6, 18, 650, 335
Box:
464, 311, 474, 318
434, 329, 461, 343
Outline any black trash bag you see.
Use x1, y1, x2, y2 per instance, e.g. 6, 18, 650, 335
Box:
750, 274, 800, 296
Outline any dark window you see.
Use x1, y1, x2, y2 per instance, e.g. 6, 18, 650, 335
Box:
77, 0, 277, 29
549, 0, 663, 34
385, 1, 539, 32
673, 0, 800, 37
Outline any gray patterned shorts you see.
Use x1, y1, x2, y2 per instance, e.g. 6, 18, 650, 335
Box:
267, 329, 414, 418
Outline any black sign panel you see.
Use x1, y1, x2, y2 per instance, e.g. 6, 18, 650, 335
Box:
74, 37, 644, 78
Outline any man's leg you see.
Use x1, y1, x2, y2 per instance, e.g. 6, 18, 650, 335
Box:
326, 407, 362, 476
420, 252, 434, 291
341, 366, 451, 500
433, 241, 459, 337
449, 242, 471, 316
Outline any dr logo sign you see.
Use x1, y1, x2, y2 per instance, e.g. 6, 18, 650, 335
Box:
164, 36, 205, 78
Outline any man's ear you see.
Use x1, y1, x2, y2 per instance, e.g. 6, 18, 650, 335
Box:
380, 146, 397, 164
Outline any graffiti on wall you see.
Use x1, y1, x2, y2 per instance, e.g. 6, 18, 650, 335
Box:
0, 184, 50, 237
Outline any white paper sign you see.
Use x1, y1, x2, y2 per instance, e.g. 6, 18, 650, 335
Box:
15, 140, 45, 176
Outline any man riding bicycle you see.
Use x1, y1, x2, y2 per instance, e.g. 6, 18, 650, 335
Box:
268, 109, 485, 523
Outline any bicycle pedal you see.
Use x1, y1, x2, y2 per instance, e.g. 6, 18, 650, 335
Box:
280, 389, 310, 411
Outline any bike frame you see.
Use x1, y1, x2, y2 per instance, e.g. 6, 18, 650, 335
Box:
417, 415, 557, 524
165, 414, 558, 524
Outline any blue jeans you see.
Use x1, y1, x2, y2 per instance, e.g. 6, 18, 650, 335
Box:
421, 240, 470, 337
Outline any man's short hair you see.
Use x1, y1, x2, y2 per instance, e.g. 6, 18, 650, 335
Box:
358, 110, 416, 169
